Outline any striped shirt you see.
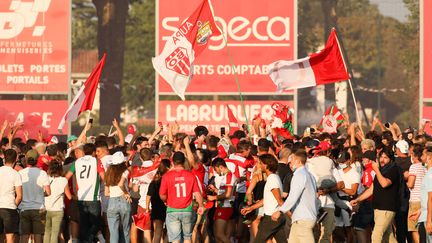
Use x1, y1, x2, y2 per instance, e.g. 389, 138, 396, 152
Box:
409, 163, 427, 202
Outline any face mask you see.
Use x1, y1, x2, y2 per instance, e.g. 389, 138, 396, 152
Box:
339, 163, 348, 169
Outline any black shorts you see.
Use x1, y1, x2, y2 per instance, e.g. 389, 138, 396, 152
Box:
20, 209, 46, 235
0, 208, 19, 234
232, 193, 245, 219
67, 200, 80, 223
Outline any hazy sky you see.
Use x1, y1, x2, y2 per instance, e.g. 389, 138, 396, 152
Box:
369, 0, 410, 22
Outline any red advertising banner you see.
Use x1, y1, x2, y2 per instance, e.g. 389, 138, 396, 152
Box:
423, 106, 432, 135
158, 100, 294, 134
0, 100, 68, 138
0, 0, 70, 93
156, 0, 296, 94
424, 0, 432, 99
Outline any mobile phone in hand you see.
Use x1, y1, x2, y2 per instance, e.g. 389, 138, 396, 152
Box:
89, 118, 93, 124
220, 127, 225, 136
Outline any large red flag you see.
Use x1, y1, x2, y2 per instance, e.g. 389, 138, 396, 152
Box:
152, 0, 221, 100
268, 29, 349, 91
58, 54, 106, 132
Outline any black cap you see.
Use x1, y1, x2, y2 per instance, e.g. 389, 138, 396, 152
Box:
362, 150, 377, 161
336, 150, 351, 164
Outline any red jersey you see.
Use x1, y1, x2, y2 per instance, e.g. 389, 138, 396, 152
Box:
160, 168, 200, 209
361, 163, 375, 201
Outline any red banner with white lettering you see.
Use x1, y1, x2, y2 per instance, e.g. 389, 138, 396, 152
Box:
0, 0, 70, 93
157, 0, 296, 94
158, 100, 294, 134
0, 100, 69, 138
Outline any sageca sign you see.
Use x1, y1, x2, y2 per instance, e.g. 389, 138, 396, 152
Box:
157, 0, 296, 94
0, 0, 52, 39
163, 16, 291, 51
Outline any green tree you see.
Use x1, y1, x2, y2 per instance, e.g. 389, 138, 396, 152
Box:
72, 0, 97, 49
122, 0, 156, 116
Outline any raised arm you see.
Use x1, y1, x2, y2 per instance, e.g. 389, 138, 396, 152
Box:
112, 119, 125, 146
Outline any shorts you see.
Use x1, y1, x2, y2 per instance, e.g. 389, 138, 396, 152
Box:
166, 211, 194, 242
408, 201, 421, 232
214, 207, 233, 221
67, 200, 80, 223
352, 201, 374, 230
136, 206, 152, 230
20, 209, 46, 235
0, 208, 19, 234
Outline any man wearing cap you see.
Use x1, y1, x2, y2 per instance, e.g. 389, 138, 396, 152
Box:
306, 140, 345, 243
19, 149, 51, 243
66, 135, 78, 157
394, 139, 411, 243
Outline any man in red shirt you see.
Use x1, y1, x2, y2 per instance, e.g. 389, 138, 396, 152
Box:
160, 152, 204, 243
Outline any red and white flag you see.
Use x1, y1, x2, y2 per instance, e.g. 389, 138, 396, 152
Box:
319, 105, 345, 134
152, 0, 221, 100
58, 54, 106, 132
226, 105, 239, 135
130, 161, 161, 185
268, 29, 349, 92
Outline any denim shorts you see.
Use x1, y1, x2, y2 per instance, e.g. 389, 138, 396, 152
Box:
165, 211, 194, 242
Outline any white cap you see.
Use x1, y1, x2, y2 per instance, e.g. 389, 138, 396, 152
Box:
396, 140, 409, 154
125, 134, 133, 144
110, 151, 126, 165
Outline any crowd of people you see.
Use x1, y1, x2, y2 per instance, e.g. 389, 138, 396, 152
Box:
0, 114, 432, 243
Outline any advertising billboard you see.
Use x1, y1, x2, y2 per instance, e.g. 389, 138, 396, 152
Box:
158, 100, 294, 134
156, 0, 297, 94
0, 100, 69, 137
0, 0, 70, 94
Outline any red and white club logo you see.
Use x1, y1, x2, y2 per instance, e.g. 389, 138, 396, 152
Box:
165, 47, 191, 76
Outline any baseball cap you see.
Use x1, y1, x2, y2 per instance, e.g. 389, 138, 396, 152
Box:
46, 135, 58, 144
336, 150, 351, 164
67, 135, 78, 143
306, 139, 320, 149
313, 141, 331, 153
362, 150, 377, 161
395, 140, 409, 154
110, 151, 126, 165
25, 149, 39, 161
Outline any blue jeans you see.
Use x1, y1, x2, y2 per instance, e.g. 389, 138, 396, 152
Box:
166, 211, 194, 242
107, 196, 131, 243
77, 201, 101, 243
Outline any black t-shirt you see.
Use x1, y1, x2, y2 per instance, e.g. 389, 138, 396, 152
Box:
147, 180, 167, 220
372, 162, 401, 212
394, 156, 411, 173
277, 163, 293, 195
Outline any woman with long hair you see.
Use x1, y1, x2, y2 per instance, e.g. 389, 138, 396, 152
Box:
44, 161, 73, 243
105, 151, 132, 243
146, 159, 171, 243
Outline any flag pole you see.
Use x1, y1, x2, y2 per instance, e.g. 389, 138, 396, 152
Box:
333, 26, 369, 128
221, 33, 252, 136
208, 0, 251, 136
333, 28, 364, 133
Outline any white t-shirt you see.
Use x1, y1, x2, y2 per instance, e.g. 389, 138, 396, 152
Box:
337, 167, 361, 198
0, 166, 22, 209
263, 173, 283, 215
45, 177, 68, 211
19, 167, 50, 211
109, 170, 130, 198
